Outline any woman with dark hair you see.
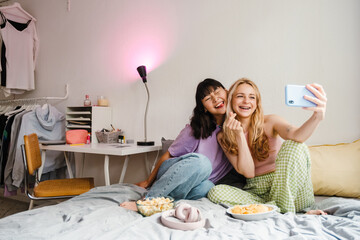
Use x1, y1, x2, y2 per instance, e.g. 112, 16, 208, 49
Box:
121, 78, 241, 211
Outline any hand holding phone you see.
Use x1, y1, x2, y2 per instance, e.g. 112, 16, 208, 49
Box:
285, 85, 317, 107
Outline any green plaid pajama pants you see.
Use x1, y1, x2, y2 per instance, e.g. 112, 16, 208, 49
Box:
207, 140, 315, 213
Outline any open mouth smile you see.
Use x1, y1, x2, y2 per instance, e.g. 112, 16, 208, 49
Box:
215, 101, 224, 109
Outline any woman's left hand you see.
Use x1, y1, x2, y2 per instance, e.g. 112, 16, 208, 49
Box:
304, 83, 327, 120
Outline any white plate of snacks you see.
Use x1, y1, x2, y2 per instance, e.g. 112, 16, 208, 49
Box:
136, 196, 175, 217
226, 204, 278, 221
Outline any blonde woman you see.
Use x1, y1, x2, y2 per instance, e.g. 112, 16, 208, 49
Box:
207, 78, 327, 213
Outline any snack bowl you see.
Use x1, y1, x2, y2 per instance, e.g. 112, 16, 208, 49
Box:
226, 204, 278, 221
136, 196, 175, 217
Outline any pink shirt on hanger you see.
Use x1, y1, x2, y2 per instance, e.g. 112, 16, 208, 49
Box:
0, 17, 39, 96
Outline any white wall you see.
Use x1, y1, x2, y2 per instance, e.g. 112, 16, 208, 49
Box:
5, 0, 360, 185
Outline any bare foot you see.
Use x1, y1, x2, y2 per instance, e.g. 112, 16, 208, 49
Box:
120, 201, 138, 211
306, 210, 328, 215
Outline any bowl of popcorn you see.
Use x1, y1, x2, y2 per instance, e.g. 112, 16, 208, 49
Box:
136, 196, 175, 217
226, 204, 278, 221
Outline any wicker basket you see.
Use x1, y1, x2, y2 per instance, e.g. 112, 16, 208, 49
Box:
95, 131, 123, 143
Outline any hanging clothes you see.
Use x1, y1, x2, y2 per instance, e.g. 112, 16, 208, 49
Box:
0, 13, 5, 89
0, 18, 30, 88
0, 3, 39, 97
3, 109, 29, 194
10, 104, 66, 189
0, 106, 23, 185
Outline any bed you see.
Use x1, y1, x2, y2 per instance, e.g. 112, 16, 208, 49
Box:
1, 139, 359, 239
0, 183, 359, 240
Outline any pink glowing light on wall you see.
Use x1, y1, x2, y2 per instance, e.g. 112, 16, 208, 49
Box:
103, 3, 177, 83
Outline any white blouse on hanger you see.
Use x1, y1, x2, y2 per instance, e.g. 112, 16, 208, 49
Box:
0, 3, 39, 97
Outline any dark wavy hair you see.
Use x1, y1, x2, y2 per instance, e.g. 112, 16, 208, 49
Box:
190, 78, 225, 139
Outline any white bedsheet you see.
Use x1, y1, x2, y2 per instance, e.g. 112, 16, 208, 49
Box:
0, 184, 359, 240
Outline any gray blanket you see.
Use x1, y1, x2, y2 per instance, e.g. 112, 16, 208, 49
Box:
0, 184, 359, 240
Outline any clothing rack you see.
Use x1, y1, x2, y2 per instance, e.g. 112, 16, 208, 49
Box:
0, 84, 69, 104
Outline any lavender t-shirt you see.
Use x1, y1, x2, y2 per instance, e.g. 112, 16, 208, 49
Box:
168, 124, 232, 184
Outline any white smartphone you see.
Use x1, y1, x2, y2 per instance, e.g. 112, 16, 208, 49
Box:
285, 85, 317, 107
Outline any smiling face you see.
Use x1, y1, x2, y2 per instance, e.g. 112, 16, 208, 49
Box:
231, 83, 257, 119
201, 87, 227, 123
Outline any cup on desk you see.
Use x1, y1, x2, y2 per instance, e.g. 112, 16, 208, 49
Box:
97, 96, 109, 106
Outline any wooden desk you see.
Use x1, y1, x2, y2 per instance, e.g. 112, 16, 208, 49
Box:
40, 143, 161, 186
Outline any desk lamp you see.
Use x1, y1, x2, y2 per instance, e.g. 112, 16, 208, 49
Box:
137, 65, 155, 146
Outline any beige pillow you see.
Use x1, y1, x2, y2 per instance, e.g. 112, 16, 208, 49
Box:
309, 139, 360, 198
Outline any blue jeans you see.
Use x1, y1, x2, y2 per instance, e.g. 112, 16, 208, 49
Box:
146, 153, 214, 200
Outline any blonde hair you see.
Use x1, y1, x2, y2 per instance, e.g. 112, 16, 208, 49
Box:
219, 78, 269, 161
